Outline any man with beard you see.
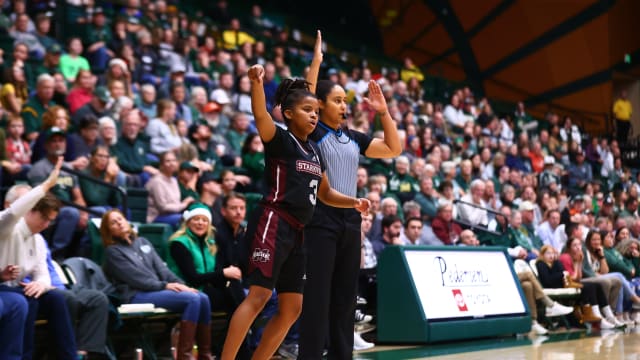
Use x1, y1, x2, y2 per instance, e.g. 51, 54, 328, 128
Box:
370, 214, 403, 258
27, 128, 89, 260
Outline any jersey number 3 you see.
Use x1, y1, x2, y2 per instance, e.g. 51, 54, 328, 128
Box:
309, 179, 319, 205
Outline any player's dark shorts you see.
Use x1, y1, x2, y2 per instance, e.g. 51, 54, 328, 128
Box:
246, 205, 306, 294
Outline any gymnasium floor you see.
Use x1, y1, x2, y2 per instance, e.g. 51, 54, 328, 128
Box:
352, 326, 640, 359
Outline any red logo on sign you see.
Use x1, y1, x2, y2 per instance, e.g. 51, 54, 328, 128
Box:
452, 289, 468, 312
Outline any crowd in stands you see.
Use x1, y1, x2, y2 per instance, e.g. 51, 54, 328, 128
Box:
1, 0, 640, 358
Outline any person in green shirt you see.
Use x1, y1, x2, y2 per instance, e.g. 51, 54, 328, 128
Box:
178, 161, 201, 201
83, 7, 113, 74
21, 73, 55, 142
79, 145, 121, 214
240, 132, 265, 194
59, 37, 90, 83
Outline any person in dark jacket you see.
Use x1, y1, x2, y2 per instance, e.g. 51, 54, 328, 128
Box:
101, 208, 212, 360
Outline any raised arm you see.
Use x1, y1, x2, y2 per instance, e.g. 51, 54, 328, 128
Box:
362, 80, 402, 158
317, 173, 370, 213
248, 64, 276, 142
306, 30, 323, 94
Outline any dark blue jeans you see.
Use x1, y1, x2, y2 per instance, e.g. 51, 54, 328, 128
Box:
0, 286, 77, 360
0, 290, 28, 360
131, 290, 210, 324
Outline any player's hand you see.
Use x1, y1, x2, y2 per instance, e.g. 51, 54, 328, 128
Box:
354, 198, 371, 214
248, 65, 265, 83
362, 80, 388, 115
312, 30, 323, 63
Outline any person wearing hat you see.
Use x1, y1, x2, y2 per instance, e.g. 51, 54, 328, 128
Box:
538, 155, 561, 193
71, 85, 111, 130
167, 202, 239, 359
567, 149, 593, 196
84, 6, 113, 74
27, 127, 89, 260
178, 161, 201, 202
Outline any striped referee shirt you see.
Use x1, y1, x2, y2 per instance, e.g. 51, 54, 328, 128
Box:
309, 122, 372, 197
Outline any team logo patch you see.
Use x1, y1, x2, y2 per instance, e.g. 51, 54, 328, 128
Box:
252, 248, 271, 263
452, 289, 468, 312
296, 160, 321, 176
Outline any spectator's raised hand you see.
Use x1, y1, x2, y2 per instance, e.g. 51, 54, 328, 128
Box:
43, 156, 64, 192
313, 30, 323, 63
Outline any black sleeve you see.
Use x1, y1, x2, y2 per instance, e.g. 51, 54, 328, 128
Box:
169, 241, 226, 287
347, 128, 373, 156
535, 260, 565, 288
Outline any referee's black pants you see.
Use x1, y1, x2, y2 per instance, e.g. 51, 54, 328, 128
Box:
299, 206, 361, 359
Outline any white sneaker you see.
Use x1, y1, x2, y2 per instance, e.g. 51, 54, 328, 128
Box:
610, 317, 626, 328
355, 309, 373, 324
599, 318, 616, 330
353, 332, 374, 351
545, 302, 573, 317
531, 321, 548, 335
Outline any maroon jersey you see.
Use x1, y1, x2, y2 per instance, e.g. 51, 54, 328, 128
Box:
261, 126, 325, 225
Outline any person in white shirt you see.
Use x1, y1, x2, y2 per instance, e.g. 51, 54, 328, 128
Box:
537, 209, 565, 253
456, 179, 488, 227
443, 94, 466, 132
0, 157, 78, 359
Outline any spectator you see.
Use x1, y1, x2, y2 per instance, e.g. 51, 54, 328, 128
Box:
370, 214, 403, 259
567, 150, 592, 195
5, 184, 111, 358
0, 160, 78, 359
21, 73, 55, 142
0, 290, 28, 359
413, 175, 439, 222
28, 127, 88, 259
69, 114, 102, 160
240, 132, 265, 194
387, 155, 418, 204
79, 145, 122, 214
111, 110, 158, 185
145, 150, 195, 229
2, 115, 31, 184
170, 81, 193, 126
98, 115, 118, 146
400, 216, 424, 245
613, 90, 632, 144
66, 69, 95, 115
458, 229, 480, 246
146, 98, 183, 155
537, 209, 564, 253
178, 160, 201, 201
456, 178, 488, 227
83, 7, 113, 74
560, 235, 624, 327
59, 37, 90, 83
10, 13, 44, 58
136, 83, 157, 121
0, 64, 28, 115
101, 208, 212, 360
431, 201, 462, 245
30, 105, 82, 168
71, 85, 112, 130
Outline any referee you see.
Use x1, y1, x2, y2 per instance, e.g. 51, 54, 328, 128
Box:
298, 33, 401, 360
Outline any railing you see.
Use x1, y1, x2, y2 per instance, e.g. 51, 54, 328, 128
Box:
59, 166, 129, 219
452, 198, 508, 236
